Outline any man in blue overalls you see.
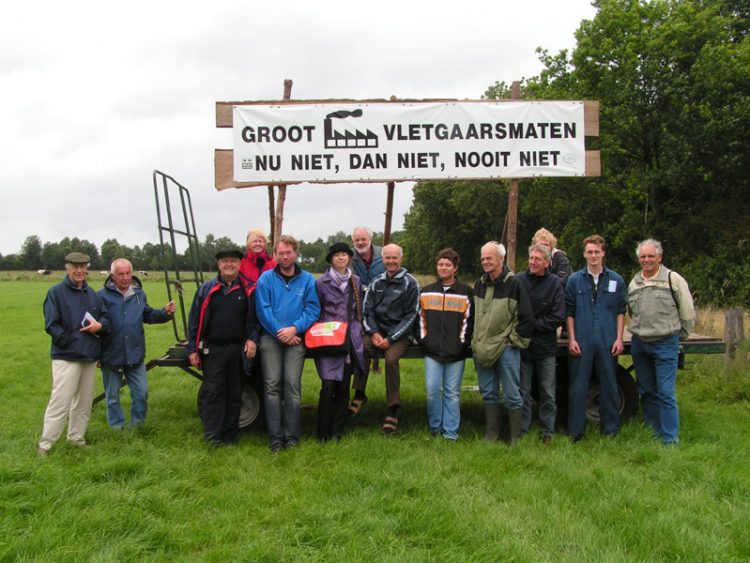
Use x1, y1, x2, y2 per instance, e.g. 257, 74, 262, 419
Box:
565, 235, 626, 440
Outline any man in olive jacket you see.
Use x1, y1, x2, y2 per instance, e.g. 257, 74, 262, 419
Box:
472, 241, 534, 444
628, 238, 694, 445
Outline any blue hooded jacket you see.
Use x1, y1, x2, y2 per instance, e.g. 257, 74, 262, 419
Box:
255, 264, 320, 339
98, 275, 171, 367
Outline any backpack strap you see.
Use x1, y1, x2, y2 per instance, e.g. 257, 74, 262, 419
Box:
667, 269, 679, 308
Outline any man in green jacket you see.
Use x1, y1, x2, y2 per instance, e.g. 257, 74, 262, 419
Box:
627, 239, 694, 445
472, 241, 534, 444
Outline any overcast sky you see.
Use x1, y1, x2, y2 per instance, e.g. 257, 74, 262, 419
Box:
0, 0, 596, 256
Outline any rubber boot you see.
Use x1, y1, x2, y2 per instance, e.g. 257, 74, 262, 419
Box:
508, 408, 524, 446
484, 404, 501, 442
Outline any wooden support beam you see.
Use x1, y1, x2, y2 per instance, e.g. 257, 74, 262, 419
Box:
585, 150, 601, 177
584, 101, 600, 137
507, 179, 519, 271
267, 186, 275, 246
506, 81, 522, 271
384, 181, 395, 245
272, 79, 293, 243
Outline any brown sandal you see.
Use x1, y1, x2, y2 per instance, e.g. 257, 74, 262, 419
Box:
348, 397, 368, 417
382, 416, 398, 435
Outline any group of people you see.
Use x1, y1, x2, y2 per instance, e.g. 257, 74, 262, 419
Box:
37, 226, 694, 456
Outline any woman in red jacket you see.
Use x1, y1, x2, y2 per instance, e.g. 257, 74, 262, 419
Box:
239, 229, 277, 284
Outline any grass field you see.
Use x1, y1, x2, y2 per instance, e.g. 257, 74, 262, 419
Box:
1, 278, 749, 561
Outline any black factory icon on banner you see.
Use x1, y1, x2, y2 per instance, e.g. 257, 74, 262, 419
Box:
324, 109, 379, 149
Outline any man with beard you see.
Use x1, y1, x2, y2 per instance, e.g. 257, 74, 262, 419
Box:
348, 226, 385, 416
255, 235, 320, 452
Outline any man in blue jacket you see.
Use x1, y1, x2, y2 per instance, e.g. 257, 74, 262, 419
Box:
38, 252, 110, 456
255, 235, 320, 453
98, 258, 175, 429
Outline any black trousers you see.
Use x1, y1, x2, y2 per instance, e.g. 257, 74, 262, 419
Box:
317, 365, 352, 440
200, 343, 243, 444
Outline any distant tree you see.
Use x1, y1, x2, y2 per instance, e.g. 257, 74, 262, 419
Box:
402, 181, 508, 276
1, 254, 21, 270
324, 231, 351, 246
199, 234, 218, 272
100, 238, 130, 270
41, 242, 65, 270
298, 238, 328, 273
141, 242, 172, 271
20, 235, 43, 270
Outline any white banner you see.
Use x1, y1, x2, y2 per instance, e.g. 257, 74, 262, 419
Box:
233, 101, 586, 183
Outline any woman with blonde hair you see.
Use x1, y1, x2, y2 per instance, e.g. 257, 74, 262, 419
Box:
532, 228, 571, 286
240, 229, 277, 285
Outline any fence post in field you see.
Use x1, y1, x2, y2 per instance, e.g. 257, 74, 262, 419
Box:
724, 307, 745, 361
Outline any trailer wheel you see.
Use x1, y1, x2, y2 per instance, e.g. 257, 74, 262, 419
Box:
196, 383, 261, 429
584, 364, 639, 423
555, 362, 639, 429
238, 384, 261, 428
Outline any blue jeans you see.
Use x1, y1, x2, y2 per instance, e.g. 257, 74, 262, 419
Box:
424, 356, 465, 440
101, 362, 148, 428
520, 355, 557, 436
260, 333, 306, 448
475, 347, 522, 410
631, 334, 680, 443
568, 345, 620, 436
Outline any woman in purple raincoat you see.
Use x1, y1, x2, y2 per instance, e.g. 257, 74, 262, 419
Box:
313, 242, 365, 441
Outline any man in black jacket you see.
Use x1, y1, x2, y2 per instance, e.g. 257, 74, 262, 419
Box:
188, 250, 258, 447
517, 244, 565, 443
362, 243, 419, 435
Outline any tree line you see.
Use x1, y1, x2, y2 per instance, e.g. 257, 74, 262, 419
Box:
1, 232, 396, 275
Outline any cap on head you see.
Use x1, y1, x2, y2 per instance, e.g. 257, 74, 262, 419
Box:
215, 249, 244, 260
326, 242, 353, 263
65, 252, 90, 265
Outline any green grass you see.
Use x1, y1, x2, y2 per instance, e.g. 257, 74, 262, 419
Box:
1, 280, 749, 561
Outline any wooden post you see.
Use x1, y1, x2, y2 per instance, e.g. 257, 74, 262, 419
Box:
725, 307, 745, 361
274, 185, 287, 243
506, 81, 522, 271
268, 186, 275, 245
271, 79, 293, 243
383, 181, 395, 245
507, 179, 519, 271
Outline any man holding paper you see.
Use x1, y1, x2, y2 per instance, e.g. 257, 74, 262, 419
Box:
38, 252, 110, 456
